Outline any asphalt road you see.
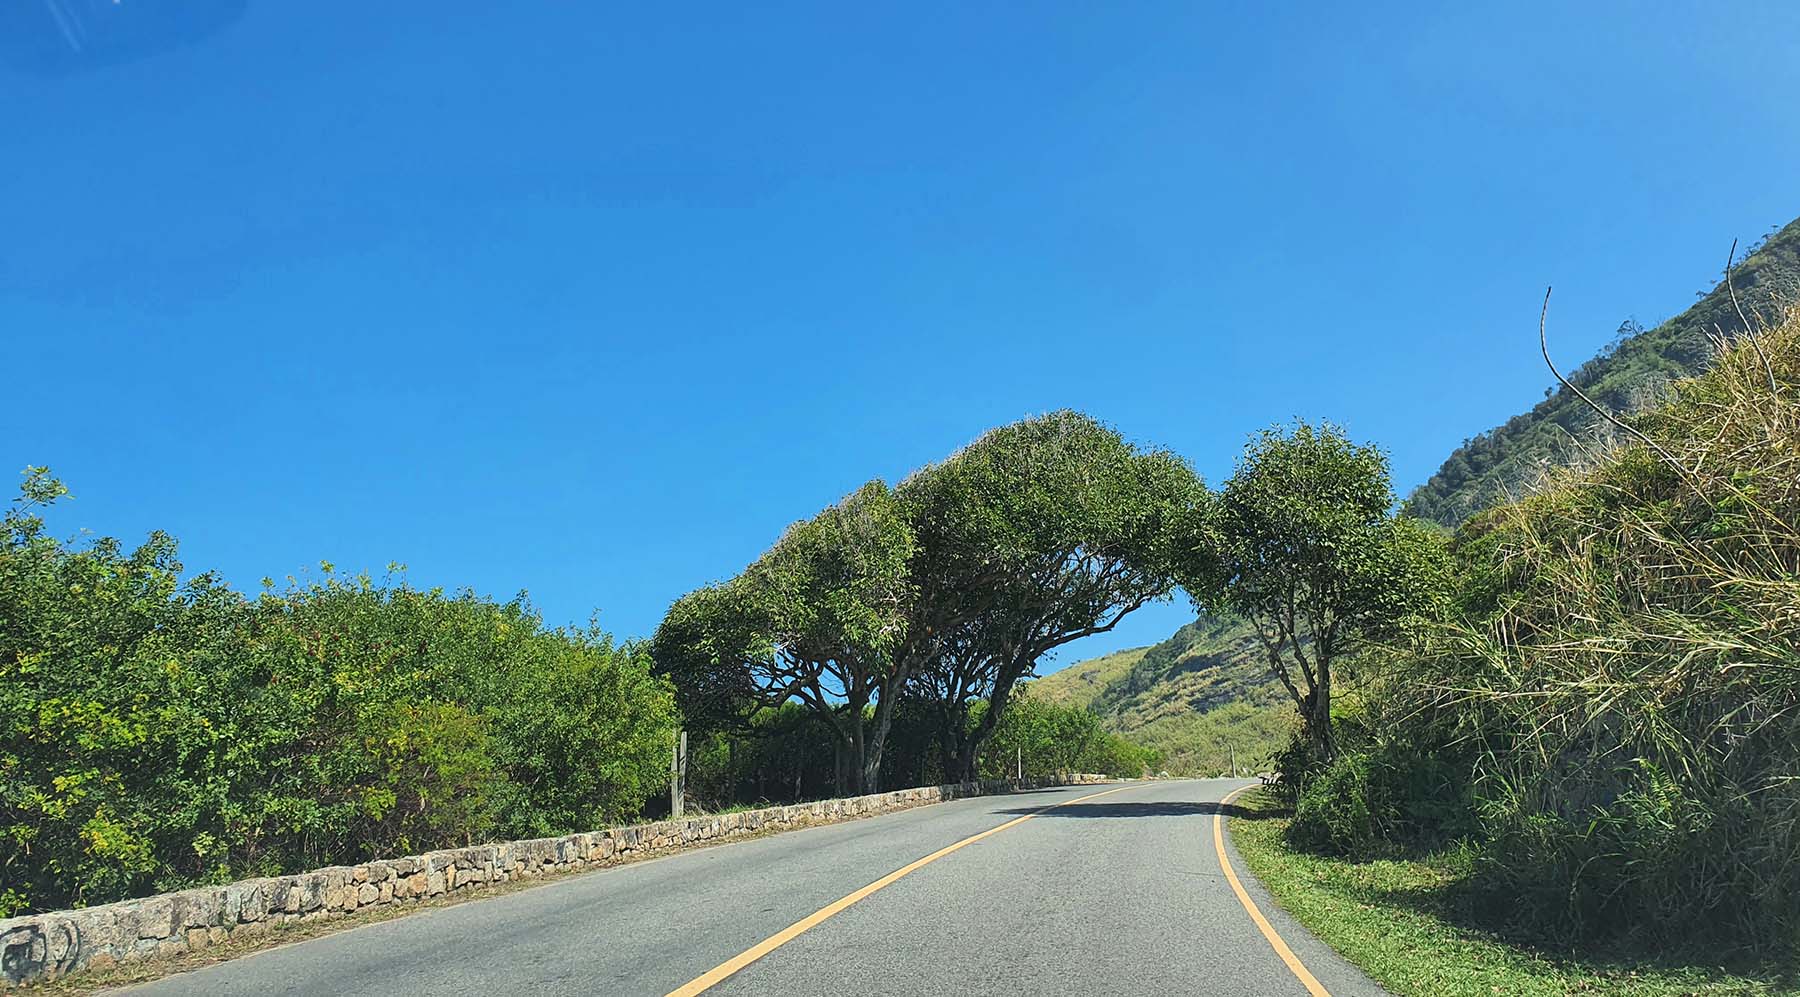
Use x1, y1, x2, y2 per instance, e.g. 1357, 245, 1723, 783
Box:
121, 779, 1387, 996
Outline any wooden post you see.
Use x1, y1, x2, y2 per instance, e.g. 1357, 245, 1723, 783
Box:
1230, 745, 1237, 779
671, 730, 687, 818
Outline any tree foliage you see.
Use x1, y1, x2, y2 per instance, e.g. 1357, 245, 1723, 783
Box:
1179, 423, 1446, 764
652, 481, 915, 794
898, 411, 1201, 779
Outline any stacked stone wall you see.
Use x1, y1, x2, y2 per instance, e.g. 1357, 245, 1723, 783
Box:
0, 774, 1108, 985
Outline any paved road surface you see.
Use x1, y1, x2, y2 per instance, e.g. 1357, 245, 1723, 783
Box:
121, 779, 1386, 996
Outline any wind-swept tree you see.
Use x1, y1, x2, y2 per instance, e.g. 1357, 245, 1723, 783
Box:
653, 413, 1201, 793
651, 481, 915, 794
900, 411, 1202, 780
1177, 422, 1445, 764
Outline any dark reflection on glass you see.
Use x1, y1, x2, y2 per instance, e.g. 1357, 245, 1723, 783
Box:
0, 0, 248, 75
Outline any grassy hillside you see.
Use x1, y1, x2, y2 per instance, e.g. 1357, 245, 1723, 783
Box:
1404, 215, 1800, 526
1031, 615, 1291, 776
1031, 644, 1149, 712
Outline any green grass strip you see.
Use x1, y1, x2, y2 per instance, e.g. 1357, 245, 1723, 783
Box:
1227, 789, 1792, 997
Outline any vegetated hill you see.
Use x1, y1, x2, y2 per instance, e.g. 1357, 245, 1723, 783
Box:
1029, 615, 1290, 776
1404, 214, 1800, 526
1031, 644, 1150, 712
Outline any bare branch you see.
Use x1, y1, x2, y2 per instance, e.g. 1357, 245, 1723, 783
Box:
1725, 238, 1781, 396
1539, 286, 1703, 495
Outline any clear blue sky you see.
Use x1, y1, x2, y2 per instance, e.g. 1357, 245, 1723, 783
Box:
7, 2, 1799, 670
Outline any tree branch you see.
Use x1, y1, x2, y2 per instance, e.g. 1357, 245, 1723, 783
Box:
1725, 239, 1781, 397
1540, 286, 1703, 494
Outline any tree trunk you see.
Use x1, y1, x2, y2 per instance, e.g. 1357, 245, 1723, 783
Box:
1301, 683, 1334, 763
936, 710, 961, 784
957, 653, 1029, 781
849, 721, 871, 796
860, 688, 901, 795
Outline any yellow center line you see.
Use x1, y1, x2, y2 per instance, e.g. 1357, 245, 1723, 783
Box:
1215, 784, 1333, 997
664, 782, 1141, 997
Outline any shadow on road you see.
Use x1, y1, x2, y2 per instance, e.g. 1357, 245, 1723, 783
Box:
992, 801, 1270, 820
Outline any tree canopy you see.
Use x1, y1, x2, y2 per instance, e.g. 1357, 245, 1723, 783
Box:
651, 411, 1203, 790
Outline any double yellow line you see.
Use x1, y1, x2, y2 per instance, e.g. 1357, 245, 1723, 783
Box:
667, 781, 1332, 996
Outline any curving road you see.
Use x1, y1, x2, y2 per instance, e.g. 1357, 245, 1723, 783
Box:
120, 779, 1386, 996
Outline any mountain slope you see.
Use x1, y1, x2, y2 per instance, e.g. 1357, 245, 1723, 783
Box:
1405, 215, 1800, 526
1029, 615, 1290, 775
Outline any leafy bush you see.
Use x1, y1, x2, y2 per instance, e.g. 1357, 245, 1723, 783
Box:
1288, 742, 1474, 856
0, 472, 678, 915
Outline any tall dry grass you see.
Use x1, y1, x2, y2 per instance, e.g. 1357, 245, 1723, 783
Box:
1408, 308, 1800, 958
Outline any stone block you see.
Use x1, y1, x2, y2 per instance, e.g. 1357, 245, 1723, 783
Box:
225, 880, 268, 923
297, 874, 326, 912
68, 907, 123, 962
136, 897, 176, 939
174, 887, 224, 929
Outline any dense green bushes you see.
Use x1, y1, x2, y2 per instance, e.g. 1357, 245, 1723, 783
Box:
0, 471, 677, 915
683, 704, 844, 809
1288, 742, 1474, 856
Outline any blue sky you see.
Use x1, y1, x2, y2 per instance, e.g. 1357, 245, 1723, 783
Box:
7, 2, 1800, 670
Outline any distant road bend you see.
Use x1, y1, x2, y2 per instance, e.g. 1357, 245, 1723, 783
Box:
124, 779, 1387, 996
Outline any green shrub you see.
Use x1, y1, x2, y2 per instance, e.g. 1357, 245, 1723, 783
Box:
1290, 753, 1383, 854
0, 470, 679, 915
684, 703, 844, 809
1288, 742, 1474, 856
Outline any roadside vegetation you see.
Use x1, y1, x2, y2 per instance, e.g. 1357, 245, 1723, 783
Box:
1405, 217, 1800, 526
1230, 789, 1785, 997
1235, 306, 1800, 980
10, 230, 1797, 997
0, 473, 679, 916
2, 411, 1181, 918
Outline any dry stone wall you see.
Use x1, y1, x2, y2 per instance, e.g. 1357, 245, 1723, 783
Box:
0, 774, 1107, 985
